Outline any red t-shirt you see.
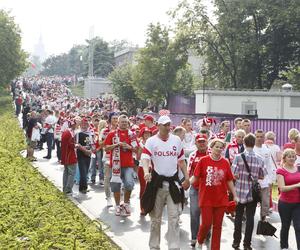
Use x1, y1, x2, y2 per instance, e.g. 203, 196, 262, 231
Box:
104, 129, 137, 168
188, 151, 208, 190
194, 155, 233, 207
277, 167, 300, 203
283, 142, 295, 150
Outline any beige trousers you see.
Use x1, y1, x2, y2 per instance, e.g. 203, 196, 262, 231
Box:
260, 186, 270, 219
149, 185, 182, 250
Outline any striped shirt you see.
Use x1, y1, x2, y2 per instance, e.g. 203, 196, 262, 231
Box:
232, 149, 267, 204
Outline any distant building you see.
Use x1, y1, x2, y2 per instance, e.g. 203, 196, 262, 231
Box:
114, 47, 139, 67
33, 34, 47, 62
195, 89, 300, 119
84, 78, 112, 98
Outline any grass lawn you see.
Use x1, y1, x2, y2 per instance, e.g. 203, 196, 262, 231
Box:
0, 91, 118, 249
69, 82, 84, 97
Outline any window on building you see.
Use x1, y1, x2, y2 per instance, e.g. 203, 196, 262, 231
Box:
242, 102, 257, 115
290, 97, 300, 107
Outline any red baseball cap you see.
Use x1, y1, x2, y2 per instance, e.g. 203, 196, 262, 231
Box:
195, 134, 208, 142
144, 115, 154, 122
139, 127, 152, 137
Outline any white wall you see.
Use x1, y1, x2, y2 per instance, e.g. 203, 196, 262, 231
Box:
195, 91, 300, 119
84, 78, 112, 98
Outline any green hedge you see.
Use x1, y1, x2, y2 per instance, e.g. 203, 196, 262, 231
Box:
0, 92, 119, 249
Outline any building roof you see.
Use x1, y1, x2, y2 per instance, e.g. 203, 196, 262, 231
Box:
194, 89, 300, 97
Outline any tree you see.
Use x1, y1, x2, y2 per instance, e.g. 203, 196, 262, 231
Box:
109, 64, 147, 115
41, 53, 70, 76
0, 10, 28, 87
132, 23, 193, 108
68, 45, 86, 76
172, 0, 300, 89
86, 37, 115, 77
109, 39, 134, 53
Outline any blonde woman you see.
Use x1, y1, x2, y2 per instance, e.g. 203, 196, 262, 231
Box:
265, 130, 282, 211
283, 128, 299, 150
191, 138, 237, 250
277, 149, 300, 250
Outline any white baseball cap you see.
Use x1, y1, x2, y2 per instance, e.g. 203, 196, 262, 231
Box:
157, 115, 172, 125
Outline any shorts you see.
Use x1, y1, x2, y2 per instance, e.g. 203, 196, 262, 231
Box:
110, 167, 135, 192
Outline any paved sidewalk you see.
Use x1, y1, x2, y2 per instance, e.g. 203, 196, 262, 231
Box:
29, 149, 297, 250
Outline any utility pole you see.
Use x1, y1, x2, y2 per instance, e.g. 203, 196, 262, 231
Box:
88, 26, 95, 78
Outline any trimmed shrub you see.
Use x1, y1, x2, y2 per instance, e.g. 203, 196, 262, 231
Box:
0, 93, 119, 249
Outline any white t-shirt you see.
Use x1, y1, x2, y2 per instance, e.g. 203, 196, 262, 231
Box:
44, 115, 57, 133
182, 131, 196, 158
141, 134, 185, 177
254, 144, 273, 187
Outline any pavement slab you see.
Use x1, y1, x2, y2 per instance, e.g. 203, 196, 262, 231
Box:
28, 149, 297, 250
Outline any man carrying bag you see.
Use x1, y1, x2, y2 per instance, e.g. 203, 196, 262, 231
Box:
232, 133, 267, 250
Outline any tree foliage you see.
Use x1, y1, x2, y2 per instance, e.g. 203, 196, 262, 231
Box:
109, 64, 147, 115
86, 37, 115, 77
41, 53, 70, 76
0, 10, 28, 87
132, 23, 194, 108
172, 0, 300, 89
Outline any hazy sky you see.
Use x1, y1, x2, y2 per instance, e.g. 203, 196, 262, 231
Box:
0, 0, 213, 57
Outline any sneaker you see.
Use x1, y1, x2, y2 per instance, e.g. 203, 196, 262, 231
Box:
99, 179, 104, 187
43, 156, 51, 159
79, 189, 89, 194
106, 197, 113, 208
122, 203, 131, 217
115, 205, 121, 216
232, 242, 240, 249
195, 241, 203, 250
190, 239, 197, 247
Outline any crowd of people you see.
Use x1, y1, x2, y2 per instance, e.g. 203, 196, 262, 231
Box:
12, 76, 300, 250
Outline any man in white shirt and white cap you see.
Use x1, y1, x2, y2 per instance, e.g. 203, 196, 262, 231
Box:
141, 115, 190, 250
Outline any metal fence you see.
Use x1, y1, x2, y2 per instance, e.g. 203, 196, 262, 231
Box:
166, 114, 300, 148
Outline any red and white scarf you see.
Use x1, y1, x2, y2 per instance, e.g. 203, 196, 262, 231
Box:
111, 129, 137, 183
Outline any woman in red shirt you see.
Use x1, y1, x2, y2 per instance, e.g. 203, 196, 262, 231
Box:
191, 139, 237, 250
276, 149, 300, 250
137, 127, 152, 215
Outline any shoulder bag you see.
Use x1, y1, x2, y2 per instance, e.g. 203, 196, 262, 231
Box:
241, 153, 261, 202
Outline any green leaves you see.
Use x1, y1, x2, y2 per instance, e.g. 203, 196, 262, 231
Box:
0, 94, 119, 249
0, 10, 28, 87
131, 23, 194, 108
172, 0, 300, 90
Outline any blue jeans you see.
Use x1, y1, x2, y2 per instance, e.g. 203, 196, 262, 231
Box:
110, 167, 135, 192
278, 200, 300, 249
78, 157, 91, 192
89, 150, 104, 182
45, 133, 54, 158
74, 165, 80, 184
190, 186, 200, 241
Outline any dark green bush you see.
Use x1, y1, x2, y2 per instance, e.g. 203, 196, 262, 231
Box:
0, 93, 119, 249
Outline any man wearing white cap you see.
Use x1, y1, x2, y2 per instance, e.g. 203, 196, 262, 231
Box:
141, 115, 190, 250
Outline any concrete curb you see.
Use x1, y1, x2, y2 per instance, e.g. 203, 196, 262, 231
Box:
66, 195, 130, 250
